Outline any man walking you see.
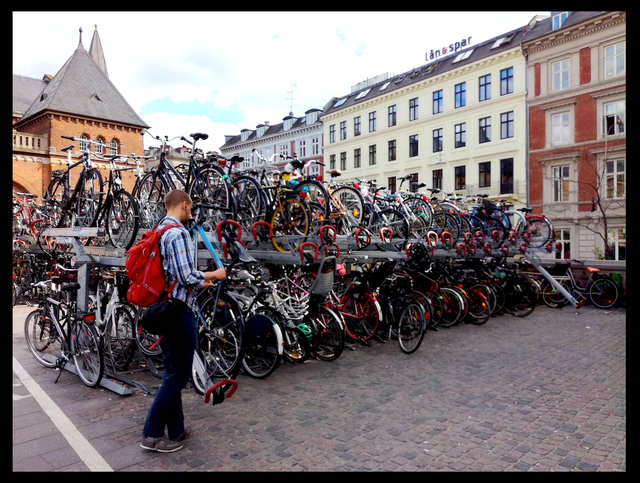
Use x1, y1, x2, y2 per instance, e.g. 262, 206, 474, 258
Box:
141, 189, 226, 452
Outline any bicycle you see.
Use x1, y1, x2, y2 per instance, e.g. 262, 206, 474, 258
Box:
13, 192, 46, 247
540, 259, 619, 309
41, 137, 104, 231
24, 265, 104, 387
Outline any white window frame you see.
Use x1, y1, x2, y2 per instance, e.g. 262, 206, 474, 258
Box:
554, 228, 571, 260
299, 139, 306, 157
552, 12, 568, 30
552, 164, 571, 203
605, 158, 625, 199
551, 112, 570, 146
604, 40, 625, 79
311, 136, 319, 155
606, 227, 626, 261
602, 99, 626, 137
552, 58, 570, 92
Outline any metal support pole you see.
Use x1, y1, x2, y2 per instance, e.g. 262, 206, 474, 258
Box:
524, 253, 579, 308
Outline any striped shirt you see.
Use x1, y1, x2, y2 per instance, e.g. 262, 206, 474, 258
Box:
158, 216, 205, 314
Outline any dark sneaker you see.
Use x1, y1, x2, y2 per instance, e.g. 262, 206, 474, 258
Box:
174, 427, 192, 442
140, 436, 184, 453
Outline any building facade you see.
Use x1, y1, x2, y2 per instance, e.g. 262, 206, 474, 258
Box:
523, 11, 626, 261
12, 27, 148, 197
219, 109, 324, 180
320, 26, 529, 207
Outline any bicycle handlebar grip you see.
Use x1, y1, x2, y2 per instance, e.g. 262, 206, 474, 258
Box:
319, 225, 337, 245
204, 379, 238, 404
251, 221, 273, 241
299, 242, 319, 262
380, 227, 393, 243
427, 231, 438, 247
61, 135, 75, 140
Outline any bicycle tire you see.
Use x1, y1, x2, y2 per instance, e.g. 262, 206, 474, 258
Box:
133, 307, 163, 357
397, 302, 426, 354
368, 207, 410, 241
308, 306, 345, 362
270, 197, 310, 253
254, 305, 311, 364
72, 320, 104, 387
340, 291, 381, 342
105, 305, 136, 372
525, 215, 553, 248
24, 309, 62, 368
294, 179, 331, 219
504, 281, 537, 317
330, 186, 365, 229
540, 279, 571, 308
241, 313, 281, 379
71, 168, 103, 228
188, 166, 233, 230
232, 175, 265, 233
437, 288, 465, 328
588, 278, 619, 309
136, 172, 168, 229
106, 190, 139, 249
465, 288, 491, 325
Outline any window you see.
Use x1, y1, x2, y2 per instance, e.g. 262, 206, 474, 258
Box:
279, 143, 289, 157
409, 135, 419, 157
606, 159, 625, 198
388, 140, 396, 162
455, 82, 466, 108
433, 128, 443, 153
369, 112, 377, 132
479, 117, 491, 143
369, 145, 377, 165
433, 90, 443, 114
299, 140, 306, 157
354, 117, 361, 136
500, 67, 514, 95
388, 176, 397, 193
312, 137, 319, 155
354, 148, 361, 168
552, 11, 568, 30
551, 112, 570, 145
501, 111, 514, 139
500, 158, 513, 194
340, 121, 347, 140
388, 105, 397, 127
479, 74, 491, 102
433, 169, 443, 190
479, 161, 491, 188
80, 135, 89, 151
455, 166, 466, 190
340, 152, 347, 171
355, 88, 371, 100
454, 123, 466, 148
334, 97, 347, 108
604, 41, 625, 78
330, 154, 336, 170
603, 100, 625, 136
409, 98, 419, 121
110, 139, 118, 155
452, 49, 474, 63
552, 59, 569, 92
553, 165, 570, 202
491, 33, 516, 49
380, 81, 391, 91
95, 137, 105, 154
607, 228, 626, 261
555, 229, 571, 260
329, 125, 335, 143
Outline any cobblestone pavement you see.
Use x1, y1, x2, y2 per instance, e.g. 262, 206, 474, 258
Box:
13, 304, 625, 472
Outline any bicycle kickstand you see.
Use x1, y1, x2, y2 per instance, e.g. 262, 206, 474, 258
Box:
54, 358, 68, 383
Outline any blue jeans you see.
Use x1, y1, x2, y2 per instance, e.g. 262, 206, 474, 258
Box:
143, 302, 197, 440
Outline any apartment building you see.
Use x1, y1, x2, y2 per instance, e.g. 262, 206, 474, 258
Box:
219, 109, 324, 179
321, 26, 529, 206
523, 11, 626, 261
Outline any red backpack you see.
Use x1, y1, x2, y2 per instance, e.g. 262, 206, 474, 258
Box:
126, 223, 180, 307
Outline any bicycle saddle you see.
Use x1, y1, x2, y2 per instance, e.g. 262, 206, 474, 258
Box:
231, 241, 257, 264
327, 169, 342, 177
190, 133, 209, 141
518, 207, 533, 213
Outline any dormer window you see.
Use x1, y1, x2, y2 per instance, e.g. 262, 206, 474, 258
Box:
552, 12, 568, 30
379, 81, 391, 91
452, 49, 474, 63
355, 88, 371, 100
491, 33, 515, 49
333, 97, 347, 108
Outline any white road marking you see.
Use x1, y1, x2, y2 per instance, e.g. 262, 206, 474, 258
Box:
13, 356, 113, 472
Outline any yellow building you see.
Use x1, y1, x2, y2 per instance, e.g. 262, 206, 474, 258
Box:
321, 25, 529, 206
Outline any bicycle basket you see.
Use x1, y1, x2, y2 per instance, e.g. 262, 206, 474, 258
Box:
309, 256, 336, 296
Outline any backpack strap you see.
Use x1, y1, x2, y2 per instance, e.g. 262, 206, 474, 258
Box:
157, 222, 183, 300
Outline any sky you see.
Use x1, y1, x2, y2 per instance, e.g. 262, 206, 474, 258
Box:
13, 11, 549, 154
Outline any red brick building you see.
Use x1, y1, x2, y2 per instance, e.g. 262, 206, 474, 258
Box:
12, 26, 149, 197
523, 12, 626, 261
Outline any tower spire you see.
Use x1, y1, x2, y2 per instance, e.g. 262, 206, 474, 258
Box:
89, 24, 109, 77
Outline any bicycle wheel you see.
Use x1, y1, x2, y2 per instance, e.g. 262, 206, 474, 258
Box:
232, 175, 265, 233
540, 279, 571, 308
330, 186, 365, 230
432, 212, 460, 242
465, 288, 491, 325
134, 307, 162, 357
197, 292, 245, 378
107, 190, 139, 249
526, 215, 553, 248
189, 166, 232, 229
271, 197, 310, 253
405, 197, 434, 230
73, 168, 103, 228
241, 313, 281, 379
397, 302, 426, 354
24, 309, 63, 368
136, 173, 167, 229
294, 180, 330, 219
437, 288, 465, 328
504, 280, 537, 317
308, 306, 345, 362
255, 305, 310, 363
72, 320, 104, 387
426, 291, 445, 327
340, 291, 381, 342
588, 278, 619, 309
368, 208, 410, 241
105, 305, 136, 372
